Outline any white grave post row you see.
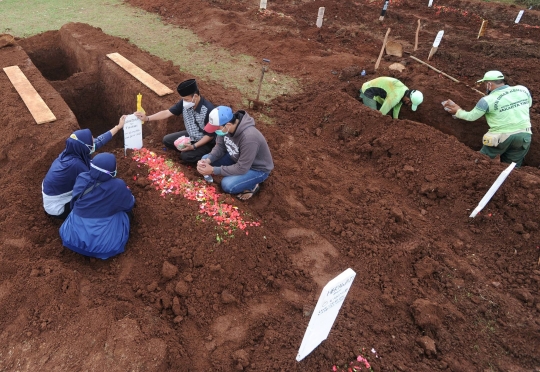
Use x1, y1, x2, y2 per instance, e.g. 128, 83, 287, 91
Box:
296, 269, 356, 362
515, 10, 524, 24
123, 114, 143, 155
316, 7, 325, 28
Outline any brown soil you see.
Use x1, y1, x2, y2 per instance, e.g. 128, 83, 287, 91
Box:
1, 0, 540, 371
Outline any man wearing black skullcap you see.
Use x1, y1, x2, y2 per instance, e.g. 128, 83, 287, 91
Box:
135, 79, 216, 163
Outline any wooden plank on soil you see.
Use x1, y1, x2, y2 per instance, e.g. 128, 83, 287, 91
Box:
106, 53, 174, 96
3, 65, 56, 125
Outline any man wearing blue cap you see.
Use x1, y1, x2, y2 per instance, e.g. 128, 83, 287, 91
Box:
135, 79, 216, 163
443, 70, 533, 167
197, 106, 274, 200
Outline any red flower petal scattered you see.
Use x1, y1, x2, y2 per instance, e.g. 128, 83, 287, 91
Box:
132, 148, 260, 239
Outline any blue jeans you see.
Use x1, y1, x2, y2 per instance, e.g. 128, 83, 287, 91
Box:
202, 154, 270, 194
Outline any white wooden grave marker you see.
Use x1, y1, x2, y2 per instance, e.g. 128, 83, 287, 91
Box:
470, 162, 516, 218
379, 0, 389, 21
260, 0, 267, 10
123, 114, 143, 154
515, 10, 524, 23
316, 7, 325, 28
428, 0, 433, 7
296, 268, 356, 362
428, 30, 444, 61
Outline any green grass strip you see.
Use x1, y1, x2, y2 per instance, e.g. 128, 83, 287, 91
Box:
1, 0, 300, 103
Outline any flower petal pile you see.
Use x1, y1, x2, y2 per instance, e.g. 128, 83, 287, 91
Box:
132, 148, 260, 237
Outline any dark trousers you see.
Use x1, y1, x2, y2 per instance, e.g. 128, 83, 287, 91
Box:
163, 130, 215, 163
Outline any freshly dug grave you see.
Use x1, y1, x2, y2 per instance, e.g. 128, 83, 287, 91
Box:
1, 0, 539, 371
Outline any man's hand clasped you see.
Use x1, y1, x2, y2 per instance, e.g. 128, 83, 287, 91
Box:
197, 159, 212, 176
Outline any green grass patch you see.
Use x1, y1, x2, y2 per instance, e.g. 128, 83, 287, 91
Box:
0, 0, 300, 103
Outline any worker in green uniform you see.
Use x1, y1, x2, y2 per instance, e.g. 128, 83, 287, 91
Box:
443, 70, 533, 167
359, 77, 423, 119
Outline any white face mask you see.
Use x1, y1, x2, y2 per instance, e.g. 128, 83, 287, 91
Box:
182, 96, 196, 109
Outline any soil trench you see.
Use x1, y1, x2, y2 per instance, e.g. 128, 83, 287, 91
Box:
1, 0, 540, 370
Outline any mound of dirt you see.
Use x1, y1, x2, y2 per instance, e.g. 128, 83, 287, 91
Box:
1, 0, 539, 371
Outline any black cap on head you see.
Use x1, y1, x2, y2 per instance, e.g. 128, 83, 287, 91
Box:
177, 79, 197, 96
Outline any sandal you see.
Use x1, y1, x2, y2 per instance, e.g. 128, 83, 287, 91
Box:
236, 184, 260, 201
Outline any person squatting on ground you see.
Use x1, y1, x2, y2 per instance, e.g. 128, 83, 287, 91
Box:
359, 76, 423, 119
443, 70, 533, 167
196, 106, 274, 200
42, 116, 126, 219
135, 79, 216, 163
60, 153, 135, 260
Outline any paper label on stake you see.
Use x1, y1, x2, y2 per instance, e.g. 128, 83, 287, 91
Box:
433, 30, 444, 47
260, 0, 267, 10
515, 10, 524, 23
428, 0, 433, 6
316, 7, 325, 28
124, 114, 143, 151
296, 268, 356, 362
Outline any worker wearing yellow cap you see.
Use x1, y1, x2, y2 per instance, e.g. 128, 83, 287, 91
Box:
359, 77, 423, 119
443, 70, 533, 167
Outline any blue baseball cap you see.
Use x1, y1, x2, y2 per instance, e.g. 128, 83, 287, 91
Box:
204, 106, 234, 133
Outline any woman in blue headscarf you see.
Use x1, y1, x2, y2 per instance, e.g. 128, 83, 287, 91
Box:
42, 116, 126, 219
60, 153, 135, 260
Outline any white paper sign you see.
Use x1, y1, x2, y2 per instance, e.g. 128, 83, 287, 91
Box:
316, 7, 325, 28
470, 162, 516, 218
428, 0, 433, 7
515, 10, 524, 23
260, 0, 267, 10
296, 268, 356, 362
433, 30, 444, 47
123, 114, 143, 150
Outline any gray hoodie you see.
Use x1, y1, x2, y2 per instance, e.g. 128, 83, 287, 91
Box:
209, 111, 274, 176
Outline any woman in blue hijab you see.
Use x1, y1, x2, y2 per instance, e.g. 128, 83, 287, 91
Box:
42, 116, 126, 219
60, 153, 135, 260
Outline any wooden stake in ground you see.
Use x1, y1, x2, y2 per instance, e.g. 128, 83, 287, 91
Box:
316, 7, 325, 28
407, 54, 485, 96
428, 0, 434, 7
260, 0, 267, 10
3, 65, 56, 124
414, 19, 421, 51
428, 30, 444, 61
477, 19, 488, 39
379, 0, 389, 21
375, 28, 391, 70
515, 10, 524, 23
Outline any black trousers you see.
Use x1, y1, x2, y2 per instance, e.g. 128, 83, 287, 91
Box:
163, 130, 215, 163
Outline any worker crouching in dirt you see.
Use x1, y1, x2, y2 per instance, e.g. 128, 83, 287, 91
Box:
443, 70, 533, 167
135, 79, 216, 163
359, 77, 423, 119
196, 106, 274, 201
60, 153, 135, 260
42, 116, 126, 219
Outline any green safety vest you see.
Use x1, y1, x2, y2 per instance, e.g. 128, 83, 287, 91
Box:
480, 85, 531, 133
361, 77, 408, 119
